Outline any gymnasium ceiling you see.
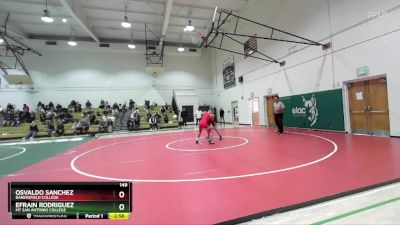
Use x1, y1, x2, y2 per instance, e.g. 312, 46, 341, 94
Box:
0, 0, 250, 47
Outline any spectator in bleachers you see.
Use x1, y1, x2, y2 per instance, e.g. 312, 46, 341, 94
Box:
70, 100, 77, 110
0, 105, 3, 115
134, 113, 140, 130
99, 115, 107, 131
67, 104, 75, 113
150, 101, 157, 110
81, 113, 90, 127
46, 120, 55, 137
37, 101, 43, 112
87, 105, 94, 114
76, 101, 82, 112
45, 110, 55, 125
23, 121, 38, 141
163, 113, 169, 124
155, 115, 161, 129
112, 108, 119, 119
161, 106, 166, 114
22, 104, 30, 121
127, 110, 137, 131
6, 103, 14, 112
146, 111, 152, 121
72, 120, 81, 135
149, 116, 157, 130
155, 112, 161, 120
90, 114, 97, 124
129, 99, 135, 110
58, 110, 65, 121
48, 102, 54, 110
28, 111, 36, 123
55, 120, 64, 137
106, 112, 115, 128
55, 103, 62, 113
81, 112, 89, 122
112, 102, 119, 110
127, 118, 134, 131
3, 111, 14, 127
144, 100, 150, 110
122, 103, 127, 113
40, 108, 46, 122
99, 100, 105, 110
13, 111, 22, 126
85, 100, 92, 110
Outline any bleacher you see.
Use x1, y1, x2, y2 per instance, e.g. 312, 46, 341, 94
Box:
113, 106, 178, 131
0, 105, 178, 140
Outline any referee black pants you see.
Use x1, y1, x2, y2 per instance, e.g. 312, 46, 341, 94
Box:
274, 113, 284, 133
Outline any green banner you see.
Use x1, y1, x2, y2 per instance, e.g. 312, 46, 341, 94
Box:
223, 57, 236, 89
280, 89, 344, 131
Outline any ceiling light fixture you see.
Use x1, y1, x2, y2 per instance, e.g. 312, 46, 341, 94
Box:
121, 4, 131, 28
67, 41, 77, 46
0, 38, 4, 44
62, 18, 68, 23
177, 47, 185, 52
183, 9, 195, 32
41, 0, 54, 23
128, 29, 136, 49
68, 28, 77, 46
184, 20, 195, 32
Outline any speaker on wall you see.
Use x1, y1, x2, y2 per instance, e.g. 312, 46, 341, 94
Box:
238, 76, 243, 83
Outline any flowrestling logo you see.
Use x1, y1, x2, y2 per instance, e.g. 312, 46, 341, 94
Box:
292, 94, 318, 126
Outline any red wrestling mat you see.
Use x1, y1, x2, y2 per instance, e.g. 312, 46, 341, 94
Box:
1, 127, 400, 224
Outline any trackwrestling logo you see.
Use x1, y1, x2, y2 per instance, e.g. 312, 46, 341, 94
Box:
291, 94, 318, 126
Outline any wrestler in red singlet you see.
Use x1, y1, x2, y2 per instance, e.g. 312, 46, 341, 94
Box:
196, 110, 215, 144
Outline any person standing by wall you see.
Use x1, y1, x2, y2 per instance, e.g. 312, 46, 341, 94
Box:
273, 96, 285, 135
219, 107, 225, 126
180, 108, 188, 127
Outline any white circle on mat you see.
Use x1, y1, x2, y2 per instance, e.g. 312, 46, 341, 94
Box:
71, 131, 338, 183
166, 136, 248, 151
0, 147, 26, 161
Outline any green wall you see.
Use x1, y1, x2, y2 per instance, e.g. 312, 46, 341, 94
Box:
280, 89, 345, 131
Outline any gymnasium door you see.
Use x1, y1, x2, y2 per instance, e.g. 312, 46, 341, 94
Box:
264, 95, 277, 127
231, 101, 239, 125
347, 77, 390, 136
182, 105, 194, 123
249, 98, 259, 126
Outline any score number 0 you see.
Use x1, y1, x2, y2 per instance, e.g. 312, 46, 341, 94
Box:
118, 183, 128, 211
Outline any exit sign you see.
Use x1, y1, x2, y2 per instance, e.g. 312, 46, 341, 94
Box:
357, 66, 369, 76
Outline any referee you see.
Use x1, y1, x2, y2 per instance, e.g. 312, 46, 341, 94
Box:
273, 95, 285, 135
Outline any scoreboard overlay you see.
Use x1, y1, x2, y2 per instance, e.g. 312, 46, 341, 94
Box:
8, 182, 132, 220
